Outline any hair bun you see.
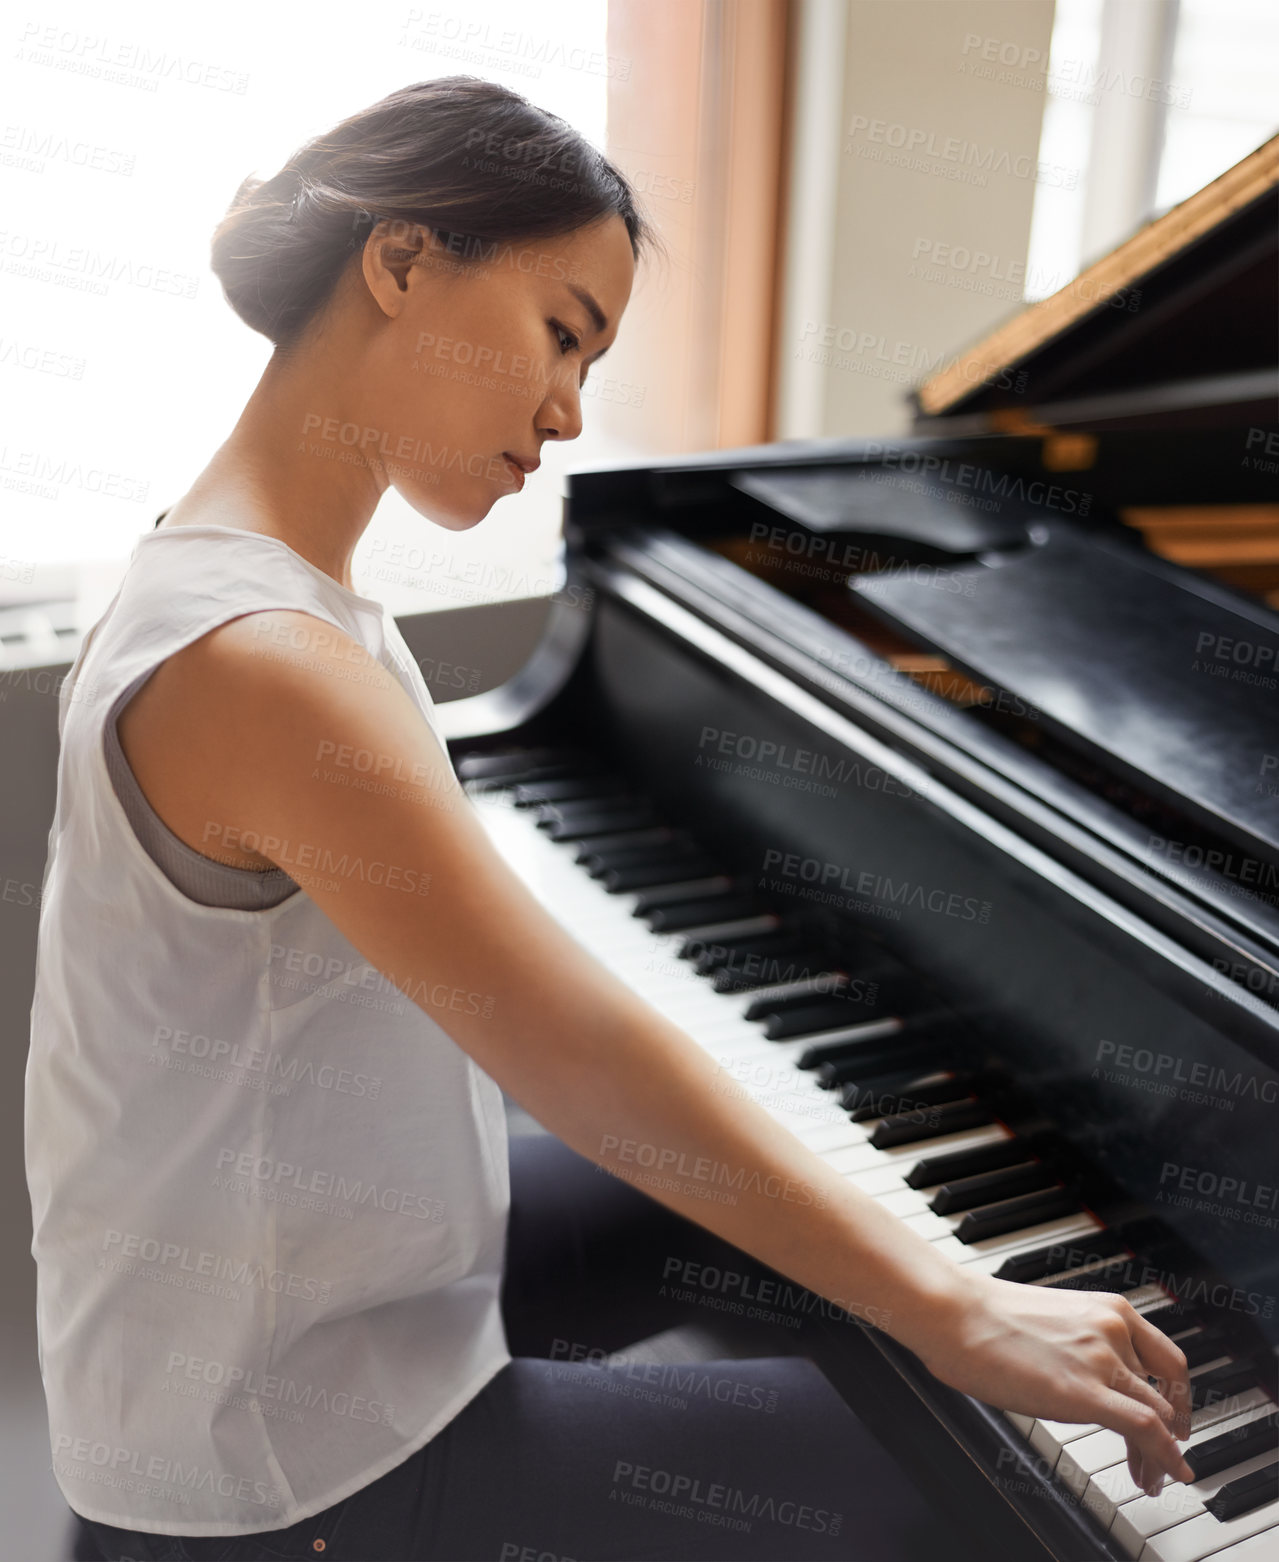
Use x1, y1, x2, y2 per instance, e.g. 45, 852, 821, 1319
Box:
207, 77, 655, 351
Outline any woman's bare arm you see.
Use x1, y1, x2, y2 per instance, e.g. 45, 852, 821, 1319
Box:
120, 607, 1195, 1496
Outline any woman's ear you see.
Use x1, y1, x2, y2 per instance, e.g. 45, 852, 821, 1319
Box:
359, 220, 449, 316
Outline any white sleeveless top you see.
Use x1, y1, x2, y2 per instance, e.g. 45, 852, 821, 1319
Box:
24, 524, 512, 1539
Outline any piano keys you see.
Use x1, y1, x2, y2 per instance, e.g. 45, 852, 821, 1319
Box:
434, 135, 1279, 1561
455, 747, 1278, 1562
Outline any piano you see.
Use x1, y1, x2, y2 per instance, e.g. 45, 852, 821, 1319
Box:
434, 135, 1279, 1562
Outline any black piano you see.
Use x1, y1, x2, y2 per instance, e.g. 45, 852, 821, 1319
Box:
436, 137, 1279, 1562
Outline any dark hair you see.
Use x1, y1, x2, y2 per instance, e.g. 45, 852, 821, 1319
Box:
209, 76, 660, 350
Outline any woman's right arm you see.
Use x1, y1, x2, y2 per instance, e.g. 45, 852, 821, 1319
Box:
119, 607, 1194, 1496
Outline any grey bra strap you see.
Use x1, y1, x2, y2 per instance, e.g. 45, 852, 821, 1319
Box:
104, 671, 298, 910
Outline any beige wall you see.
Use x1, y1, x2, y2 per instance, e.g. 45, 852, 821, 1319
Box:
777, 0, 1057, 438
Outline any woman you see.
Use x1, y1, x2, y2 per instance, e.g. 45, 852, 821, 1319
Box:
25, 77, 1193, 1562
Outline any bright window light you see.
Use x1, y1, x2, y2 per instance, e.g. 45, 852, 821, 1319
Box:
1, 0, 610, 623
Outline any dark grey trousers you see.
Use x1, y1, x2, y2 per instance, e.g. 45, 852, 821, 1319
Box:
76, 1133, 952, 1562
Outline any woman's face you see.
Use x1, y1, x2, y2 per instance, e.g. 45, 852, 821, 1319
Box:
356, 212, 635, 529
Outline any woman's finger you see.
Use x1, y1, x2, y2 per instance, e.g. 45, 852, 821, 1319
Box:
1095, 1373, 1192, 1493
1127, 1309, 1194, 1440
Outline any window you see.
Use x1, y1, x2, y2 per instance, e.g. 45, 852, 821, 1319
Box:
1, 0, 614, 629
1023, 0, 1279, 301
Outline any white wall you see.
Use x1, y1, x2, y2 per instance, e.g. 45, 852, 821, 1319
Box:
777, 0, 1058, 437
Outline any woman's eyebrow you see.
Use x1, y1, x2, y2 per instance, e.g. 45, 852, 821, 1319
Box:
565, 282, 609, 338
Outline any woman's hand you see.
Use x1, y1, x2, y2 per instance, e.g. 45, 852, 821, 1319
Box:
910, 1268, 1195, 1496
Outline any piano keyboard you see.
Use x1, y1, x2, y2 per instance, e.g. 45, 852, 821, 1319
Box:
460, 746, 1279, 1562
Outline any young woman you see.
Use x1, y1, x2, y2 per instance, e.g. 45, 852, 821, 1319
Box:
25, 77, 1194, 1562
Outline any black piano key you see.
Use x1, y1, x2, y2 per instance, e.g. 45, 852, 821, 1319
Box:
543, 806, 659, 841
631, 877, 736, 913
930, 1161, 1054, 1216
513, 776, 626, 806
456, 748, 583, 784
602, 857, 720, 892
743, 974, 850, 1020
687, 930, 803, 973
954, 1187, 1080, 1244
764, 994, 902, 1040
794, 1019, 906, 1068
575, 828, 686, 864
993, 1229, 1129, 1283
711, 947, 831, 991
1179, 1329, 1232, 1370
905, 1136, 1032, 1189
645, 896, 764, 933
1186, 1410, 1279, 1481
1140, 1300, 1205, 1337
1045, 1257, 1141, 1292
816, 1038, 944, 1088
580, 837, 695, 873
845, 1071, 974, 1121
1190, 1361, 1260, 1414
1204, 1460, 1279, 1522
870, 1097, 995, 1150
538, 798, 651, 830
838, 1065, 926, 1110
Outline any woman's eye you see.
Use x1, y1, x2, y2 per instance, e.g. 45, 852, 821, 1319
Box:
551, 321, 581, 355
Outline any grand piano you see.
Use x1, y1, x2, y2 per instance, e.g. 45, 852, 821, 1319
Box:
435, 136, 1279, 1561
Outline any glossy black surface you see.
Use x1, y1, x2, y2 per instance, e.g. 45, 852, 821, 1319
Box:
728, 465, 1029, 551
580, 578, 1279, 1343
852, 521, 1279, 859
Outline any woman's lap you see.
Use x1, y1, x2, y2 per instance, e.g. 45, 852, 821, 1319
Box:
79, 1134, 944, 1562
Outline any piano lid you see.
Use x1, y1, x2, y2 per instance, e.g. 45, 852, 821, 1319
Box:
911, 134, 1279, 433
851, 518, 1279, 865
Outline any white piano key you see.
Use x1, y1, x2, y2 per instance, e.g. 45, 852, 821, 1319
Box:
1107, 1414, 1279, 1546
1188, 1523, 1279, 1561
1136, 1469, 1278, 1561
